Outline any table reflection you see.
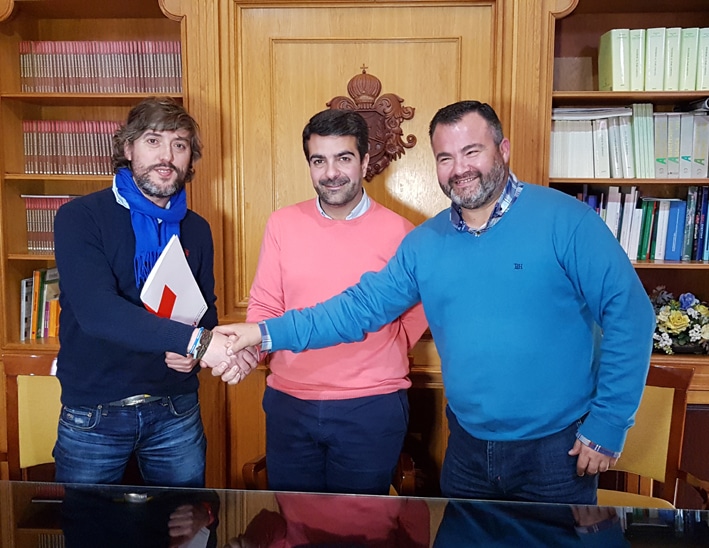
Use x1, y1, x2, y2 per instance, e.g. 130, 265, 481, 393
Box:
1, 481, 708, 547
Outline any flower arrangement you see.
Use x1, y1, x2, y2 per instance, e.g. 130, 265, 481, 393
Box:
650, 286, 709, 355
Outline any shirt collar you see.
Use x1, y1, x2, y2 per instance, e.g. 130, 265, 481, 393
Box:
449, 171, 523, 234
317, 188, 370, 220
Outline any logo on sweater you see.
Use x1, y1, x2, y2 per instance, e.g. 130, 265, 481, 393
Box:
514, 263, 523, 270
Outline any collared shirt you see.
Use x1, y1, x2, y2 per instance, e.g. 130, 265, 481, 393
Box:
316, 188, 371, 220
449, 171, 524, 235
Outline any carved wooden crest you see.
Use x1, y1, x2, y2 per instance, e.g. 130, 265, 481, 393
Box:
327, 67, 416, 181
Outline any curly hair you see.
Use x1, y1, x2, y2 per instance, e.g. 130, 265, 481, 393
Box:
112, 96, 202, 183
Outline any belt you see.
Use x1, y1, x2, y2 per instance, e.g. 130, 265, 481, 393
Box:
107, 394, 164, 407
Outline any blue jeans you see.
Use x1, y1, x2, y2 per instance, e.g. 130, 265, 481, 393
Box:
263, 386, 409, 495
53, 392, 206, 487
440, 406, 597, 504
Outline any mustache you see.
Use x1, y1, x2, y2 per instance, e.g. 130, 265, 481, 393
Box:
319, 176, 350, 187
448, 171, 480, 186
150, 163, 178, 172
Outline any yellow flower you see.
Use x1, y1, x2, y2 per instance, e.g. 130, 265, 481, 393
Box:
701, 324, 709, 342
697, 304, 709, 317
664, 310, 690, 334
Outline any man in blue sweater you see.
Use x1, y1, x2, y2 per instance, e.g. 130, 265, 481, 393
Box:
214, 100, 655, 504
53, 97, 250, 487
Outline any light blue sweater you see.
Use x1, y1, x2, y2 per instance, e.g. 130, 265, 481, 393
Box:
266, 183, 655, 453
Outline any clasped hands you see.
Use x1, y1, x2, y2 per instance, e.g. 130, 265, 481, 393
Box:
165, 323, 263, 385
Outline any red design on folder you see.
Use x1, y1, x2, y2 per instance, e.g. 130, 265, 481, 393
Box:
140, 235, 207, 326
144, 285, 177, 319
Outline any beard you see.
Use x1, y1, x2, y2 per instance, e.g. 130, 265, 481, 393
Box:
440, 157, 508, 211
315, 176, 361, 207
133, 163, 187, 198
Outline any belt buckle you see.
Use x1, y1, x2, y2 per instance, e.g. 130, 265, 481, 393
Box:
121, 394, 152, 406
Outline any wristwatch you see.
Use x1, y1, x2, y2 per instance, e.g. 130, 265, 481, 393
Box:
192, 329, 213, 361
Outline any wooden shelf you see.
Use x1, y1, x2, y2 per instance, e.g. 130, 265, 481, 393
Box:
550, 178, 709, 186
552, 91, 709, 107
0, 93, 182, 106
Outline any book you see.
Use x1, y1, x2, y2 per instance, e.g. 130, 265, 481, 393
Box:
140, 234, 207, 327
665, 200, 687, 261
653, 199, 671, 260
604, 186, 622, 238
617, 115, 635, 178
682, 186, 699, 261
598, 28, 630, 91
638, 199, 658, 261
629, 29, 646, 91
30, 269, 43, 339
653, 113, 668, 178
607, 117, 623, 178
619, 186, 638, 254
592, 118, 611, 178
20, 277, 33, 341
679, 28, 700, 91
644, 27, 667, 91
694, 187, 709, 261
693, 114, 709, 178
666, 113, 682, 178
679, 113, 695, 178
42, 269, 60, 338
627, 204, 645, 261
663, 27, 682, 91
698, 28, 709, 91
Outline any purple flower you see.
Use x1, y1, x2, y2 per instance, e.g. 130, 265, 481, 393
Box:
679, 293, 698, 310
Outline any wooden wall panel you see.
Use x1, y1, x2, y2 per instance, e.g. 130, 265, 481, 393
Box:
224, 2, 499, 314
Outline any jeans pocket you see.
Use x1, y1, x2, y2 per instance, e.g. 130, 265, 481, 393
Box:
167, 392, 200, 417
59, 405, 101, 431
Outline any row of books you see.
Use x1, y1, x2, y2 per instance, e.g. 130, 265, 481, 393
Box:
20, 267, 60, 341
22, 120, 120, 176
550, 105, 709, 179
19, 40, 182, 94
598, 27, 709, 92
21, 195, 77, 254
581, 185, 709, 262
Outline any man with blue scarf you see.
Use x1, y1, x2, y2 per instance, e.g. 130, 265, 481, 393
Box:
52, 97, 248, 487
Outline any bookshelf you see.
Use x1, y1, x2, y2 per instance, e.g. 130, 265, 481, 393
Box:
0, 0, 182, 352
552, 0, 709, 507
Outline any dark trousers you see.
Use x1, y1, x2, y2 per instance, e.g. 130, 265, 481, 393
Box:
263, 386, 409, 495
440, 406, 598, 504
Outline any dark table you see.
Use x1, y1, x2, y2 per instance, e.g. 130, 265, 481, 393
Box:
1, 480, 707, 547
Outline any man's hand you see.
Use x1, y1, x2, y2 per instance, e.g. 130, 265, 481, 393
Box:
167, 503, 211, 547
164, 351, 198, 373
213, 346, 261, 385
199, 330, 238, 370
214, 323, 262, 354
568, 439, 618, 476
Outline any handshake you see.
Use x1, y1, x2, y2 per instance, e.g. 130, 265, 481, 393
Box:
203, 323, 264, 385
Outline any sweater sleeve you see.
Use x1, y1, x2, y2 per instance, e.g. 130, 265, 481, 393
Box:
561, 208, 655, 453
246, 215, 285, 322
54, 197, 198, 354
266, 236, 421, 352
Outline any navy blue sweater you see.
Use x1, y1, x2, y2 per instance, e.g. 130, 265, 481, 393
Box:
54, 188, 218, 406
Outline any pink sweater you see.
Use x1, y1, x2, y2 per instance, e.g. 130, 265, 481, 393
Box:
247, 198, 427, 400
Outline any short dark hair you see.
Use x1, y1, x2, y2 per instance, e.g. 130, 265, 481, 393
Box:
302, 109, 369, 160
112, 96, 203, 183
428, 100, 504, 146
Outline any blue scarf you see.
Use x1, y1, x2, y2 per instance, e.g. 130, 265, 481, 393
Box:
114, 167, 187, 287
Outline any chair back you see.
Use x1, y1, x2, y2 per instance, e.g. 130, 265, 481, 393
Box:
3, 353, 59, 480
598, 363, 694, 507
17, 375, 62, 470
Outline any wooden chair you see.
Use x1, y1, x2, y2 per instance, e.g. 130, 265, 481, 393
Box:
3, 353, 60, 481
243, 452, 417, 496
598, 364, 709, 509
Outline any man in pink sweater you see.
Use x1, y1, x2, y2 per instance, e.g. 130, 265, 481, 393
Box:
247, 109, 427, 494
